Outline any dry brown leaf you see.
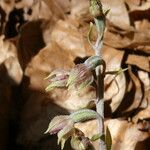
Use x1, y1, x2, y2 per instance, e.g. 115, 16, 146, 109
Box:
102, 46, 126, 113
70, 0, 90, 20
42, 0, 66, 20
125, 68, 143, 112
133, 105, 150, 123
104, 22, 150, 53
106, 119, 149, 150
101, 0, 130, 29
75, 119, 149, 150
125, 0, 141, 6
125, 0, 150, 11
126, 55, 150, 72
135, 19, 150, 31
24, 42, 74, 91
50, 20, 88, 57
138, 70, 150, 88
14, 0, 55, 21
0, 36, 23, 85
0, 0, 15, 16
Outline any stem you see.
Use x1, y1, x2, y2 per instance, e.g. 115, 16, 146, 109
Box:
89, 1, 107, 149
95, 62, 106, 150
94, 11, 106, 150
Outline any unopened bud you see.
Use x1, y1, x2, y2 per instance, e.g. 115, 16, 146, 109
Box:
89, 0, 104, 17
69, 109, 99, 123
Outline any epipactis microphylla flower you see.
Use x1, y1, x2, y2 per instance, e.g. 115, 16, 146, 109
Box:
71, 129, 95, 150
67, 63, 93, 91
45, 109, 99, 149
45, 115, 74, 149
45, 69, 69, 91
67, 56, 102, 91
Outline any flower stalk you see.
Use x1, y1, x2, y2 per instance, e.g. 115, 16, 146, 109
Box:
89, 0, 107, 149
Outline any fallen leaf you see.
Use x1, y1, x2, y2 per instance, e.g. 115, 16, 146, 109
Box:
126, 55, 149, 72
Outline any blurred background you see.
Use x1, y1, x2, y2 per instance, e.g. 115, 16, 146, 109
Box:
0, 0, 149, 149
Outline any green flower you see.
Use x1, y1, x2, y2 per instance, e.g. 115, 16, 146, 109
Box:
45, 69, 69, 91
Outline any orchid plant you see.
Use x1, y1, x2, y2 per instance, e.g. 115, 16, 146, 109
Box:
45, 0, 126, 150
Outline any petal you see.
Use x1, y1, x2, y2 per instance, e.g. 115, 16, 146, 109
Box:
45, 115, 69, 134
67, 64, 93, 91
45, 69, 69, 80
57, 120, 74, 149
77, 76, 94, 92
67, 64, 87, 86
45, 79, 67, 91
71, 136, 81, 150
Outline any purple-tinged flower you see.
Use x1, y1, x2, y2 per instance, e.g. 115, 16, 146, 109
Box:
45, 109, 99, 149
45, 69, 69, 91
67, 56, 102, 91
45, 115, 74, 149
67, 63, 94, 91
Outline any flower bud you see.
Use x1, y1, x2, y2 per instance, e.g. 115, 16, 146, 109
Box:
69, 109, 99, 123
89, 0, 104, 17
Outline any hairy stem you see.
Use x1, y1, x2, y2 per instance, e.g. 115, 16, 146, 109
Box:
92, 1, 106, 149
95, 62, 106, 150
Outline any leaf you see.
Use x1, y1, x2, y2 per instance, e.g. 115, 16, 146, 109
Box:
105, 127, 112, 150
91, 133, 107, 142
91, 133, 101, 141
88, 22, 94, 46
94, 17, 105, 39
101, 0, 130, 29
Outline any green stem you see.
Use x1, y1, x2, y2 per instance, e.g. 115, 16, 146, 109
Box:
95, 62, 106, 150
93, 9, 106, 150
89, 1, 107, 149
